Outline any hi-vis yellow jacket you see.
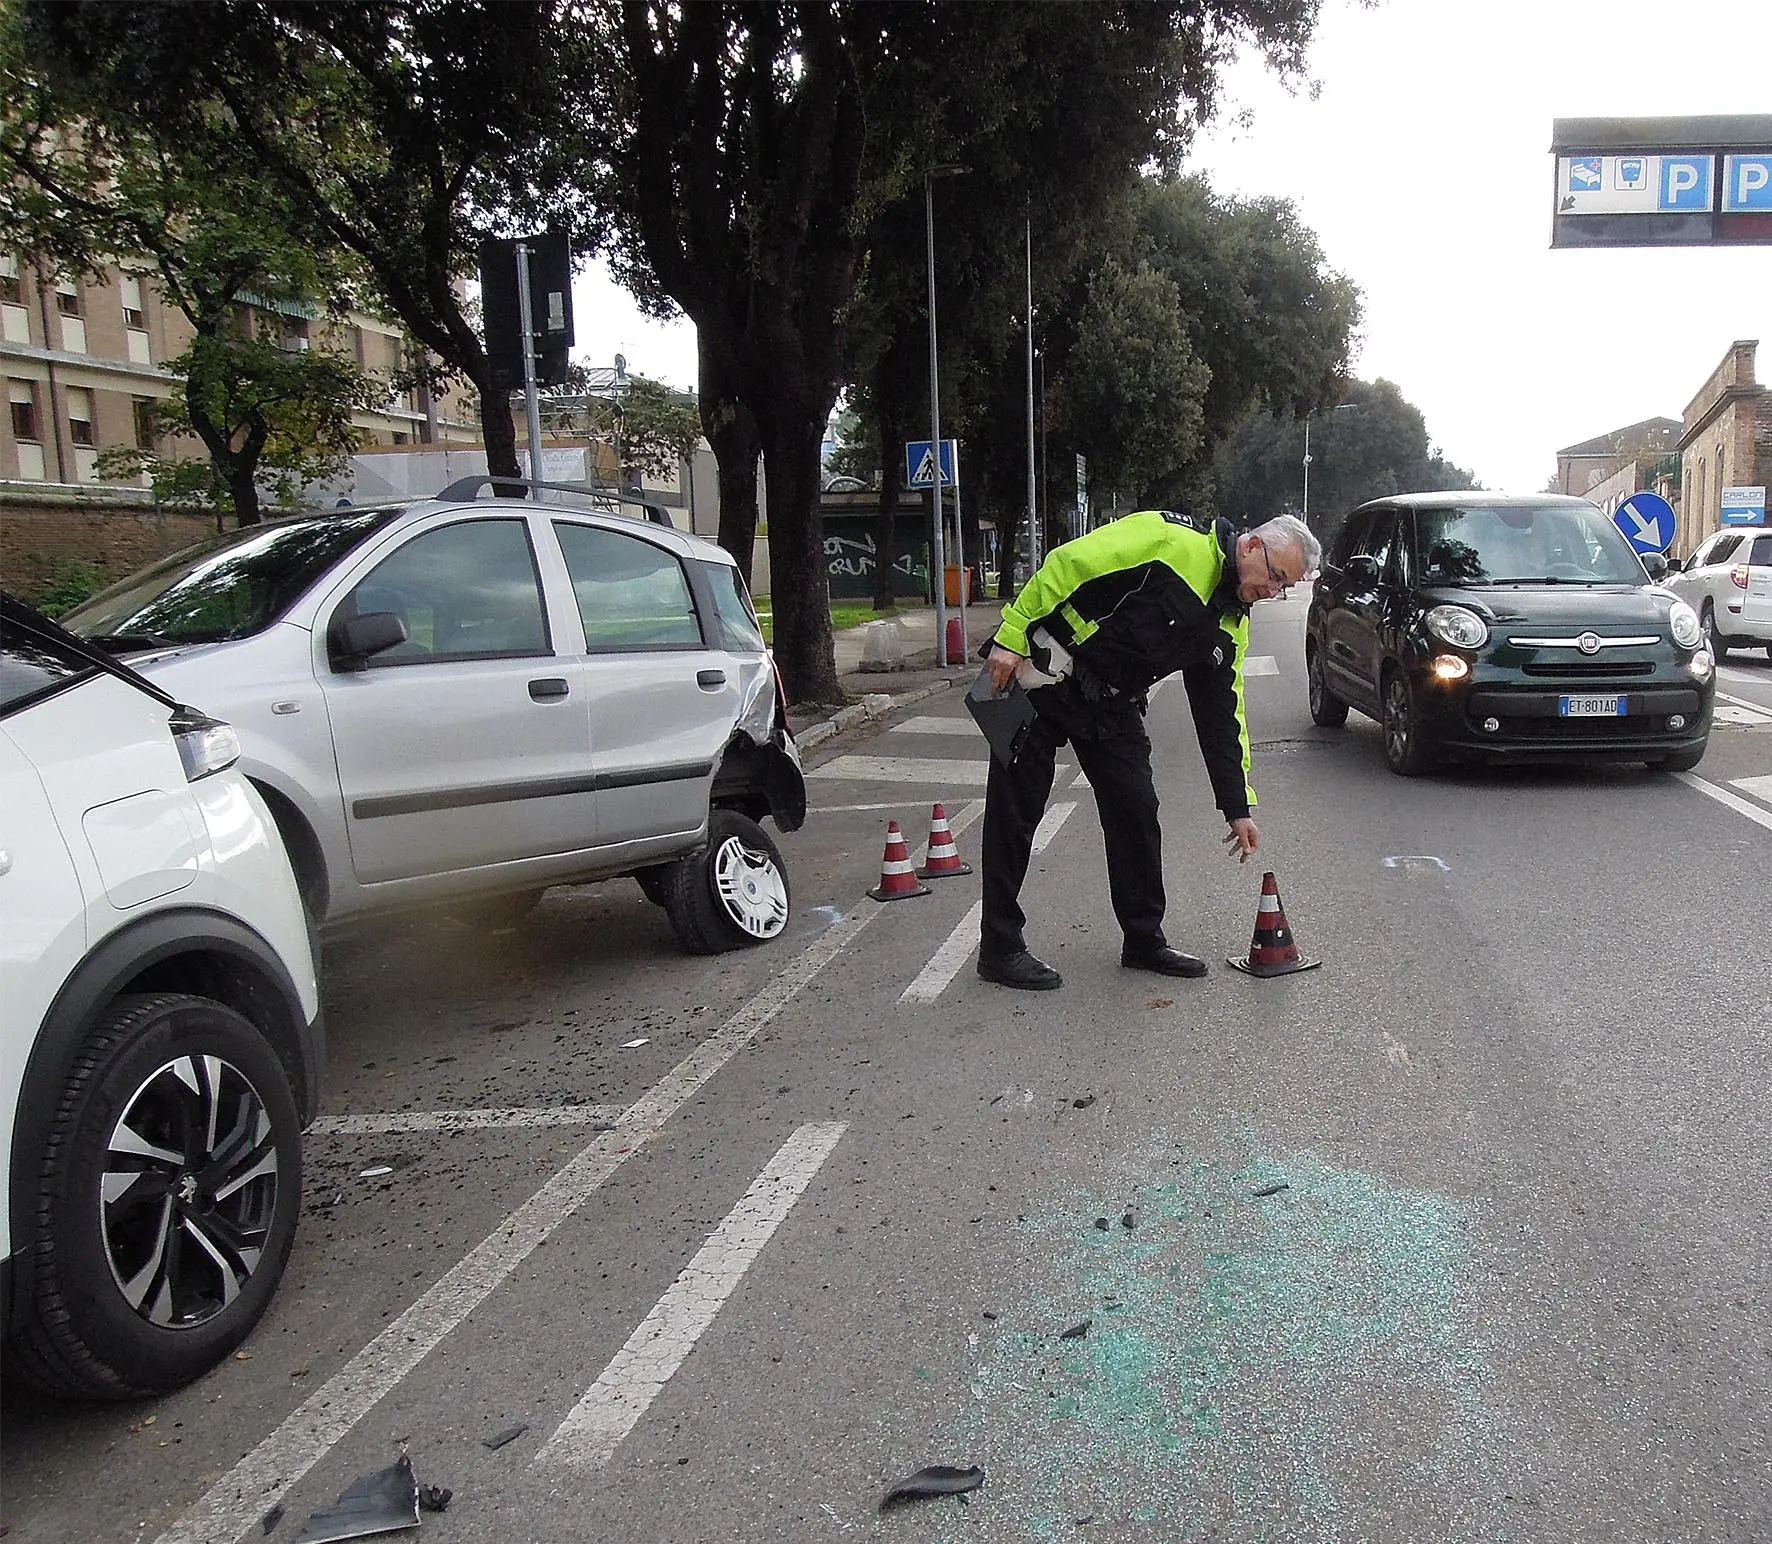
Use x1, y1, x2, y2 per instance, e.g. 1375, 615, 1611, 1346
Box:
993, 509, 1254, 818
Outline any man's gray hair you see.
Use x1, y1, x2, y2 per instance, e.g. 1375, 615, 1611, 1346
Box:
1251, 513, 1322, 574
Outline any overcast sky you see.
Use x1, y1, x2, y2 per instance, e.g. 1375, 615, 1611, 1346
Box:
570, 0, 1772, 494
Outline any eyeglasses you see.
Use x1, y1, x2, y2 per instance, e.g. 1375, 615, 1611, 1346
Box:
1254, 537, 1294, 593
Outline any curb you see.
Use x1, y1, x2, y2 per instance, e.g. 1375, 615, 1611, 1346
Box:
793, 676, 959, 751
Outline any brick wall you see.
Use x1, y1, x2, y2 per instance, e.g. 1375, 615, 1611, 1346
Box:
0, 493, 218, 607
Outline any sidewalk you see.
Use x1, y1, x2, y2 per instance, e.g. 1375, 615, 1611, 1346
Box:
787, 599, 1006, 750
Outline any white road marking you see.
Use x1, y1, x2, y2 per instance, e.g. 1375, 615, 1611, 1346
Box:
899, 802, 1077, 1004
1674, 772, 1772, 834
901, 902, 984, 1003
1717, 663, 1772, 684
309, 1106, 627, 1136
889, 715, 979, 735
151, 911, 874, 1544
536, 1121, 847, 1467
1729, 773, 1772, 805
1244, 655, 1280, 676
1713, 690, 1772, 726
810, 755, 1071, 786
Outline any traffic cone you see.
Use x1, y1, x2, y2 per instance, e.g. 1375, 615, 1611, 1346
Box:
1229, 871, 1321, 977
916, 803, 973, 879
868, 820, 931, 902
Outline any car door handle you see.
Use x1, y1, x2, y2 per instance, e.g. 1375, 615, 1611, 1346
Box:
697, 669, 726, 689
528, 677, 570, 700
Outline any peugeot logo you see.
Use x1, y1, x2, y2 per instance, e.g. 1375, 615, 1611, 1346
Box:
1577, 631, 1601, 655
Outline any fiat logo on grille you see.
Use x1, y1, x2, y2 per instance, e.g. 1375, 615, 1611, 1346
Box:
1577, 631, 1601, 655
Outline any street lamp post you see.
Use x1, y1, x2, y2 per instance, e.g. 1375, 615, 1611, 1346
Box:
1024, 214, 1039, 582
925, 164, 967, 665
1301, 414, 1311, 523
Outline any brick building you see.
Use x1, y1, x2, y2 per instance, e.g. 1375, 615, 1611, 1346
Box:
1675, 339, 1771, 557
1, 252, 479, 491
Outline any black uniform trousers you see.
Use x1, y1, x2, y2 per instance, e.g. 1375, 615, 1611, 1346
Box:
979, 676, 1166, 960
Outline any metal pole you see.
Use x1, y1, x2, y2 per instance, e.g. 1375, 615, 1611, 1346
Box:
515, 241, 544, 480
925, 174, 949, 665
1025, 215, 1038, 581
952, 447, 967, 662
1301, 414, 1311, 523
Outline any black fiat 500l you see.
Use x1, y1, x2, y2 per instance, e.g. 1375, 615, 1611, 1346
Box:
1306, 493, 1714, 775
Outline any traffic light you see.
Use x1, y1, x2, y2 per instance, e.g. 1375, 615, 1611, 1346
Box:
479, 232, 574, 388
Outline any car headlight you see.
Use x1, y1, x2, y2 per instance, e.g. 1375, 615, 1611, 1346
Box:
1667, 599, 1703, 650
1424, 605, 1488, 649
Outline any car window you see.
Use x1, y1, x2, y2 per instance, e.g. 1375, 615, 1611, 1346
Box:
1414, 503, 1644, 584
1749, 535, 1772, 567
1354, 510, 1395, 573
1702, 534, 1743, 567
554, 522, 704, 651
0, 626, 89, 713
61, 508, 405, 645
336, 518, 548, 666
703, 562, 765, 652
1327, 511, 1370, 568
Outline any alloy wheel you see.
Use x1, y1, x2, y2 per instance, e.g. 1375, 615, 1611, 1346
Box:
710, 834, 789, 940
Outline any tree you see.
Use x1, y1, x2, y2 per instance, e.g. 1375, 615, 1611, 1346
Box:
1212, 378, 1477, 534
20, 0, 565, 483
2, 6, 380, 522
562, 0, 1324, 704
546, 369, 702, 486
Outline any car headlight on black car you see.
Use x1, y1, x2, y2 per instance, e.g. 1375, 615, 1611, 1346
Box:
1424, 605, 1488, 649
1667, 599, 1703, 650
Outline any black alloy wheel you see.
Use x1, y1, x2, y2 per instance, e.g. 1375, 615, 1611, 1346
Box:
6, 993, 303, 1400
1703, 603, 1732, 660
1307, 644, 1349, 727
1381, 667, 1432, 776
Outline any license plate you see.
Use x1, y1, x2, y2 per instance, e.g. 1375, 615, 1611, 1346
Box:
1559, 694, 1626, 717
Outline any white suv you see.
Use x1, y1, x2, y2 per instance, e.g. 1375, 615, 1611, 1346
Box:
60, 479, 806, 952
1, 594, 322, 1400
1666, 525, 1772, 660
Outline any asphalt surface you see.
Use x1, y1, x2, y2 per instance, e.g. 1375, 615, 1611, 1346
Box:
6, 591, 1772, 1543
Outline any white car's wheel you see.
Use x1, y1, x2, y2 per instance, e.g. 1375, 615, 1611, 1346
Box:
662, 811, 790, 953
5, 994, 302, 1400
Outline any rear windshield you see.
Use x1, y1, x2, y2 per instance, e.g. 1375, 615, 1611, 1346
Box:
1414, 503, 1646, 585
61, 507, 405, 646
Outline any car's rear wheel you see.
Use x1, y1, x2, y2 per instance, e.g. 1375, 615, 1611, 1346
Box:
662, 810, 790, 954
5, 994, 303, 1400
1307, 643, 1349, 727
1703, 602, 1732, 659
1381, 667, 1433, 776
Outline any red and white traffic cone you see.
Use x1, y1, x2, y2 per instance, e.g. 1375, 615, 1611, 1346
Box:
916, 803, 973, 879
1229, 871, 1321, 976
868, 820, 931, 902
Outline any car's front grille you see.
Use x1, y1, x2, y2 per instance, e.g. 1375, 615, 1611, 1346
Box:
1487, 714, 1679, 741
1520, 660, 1657, 678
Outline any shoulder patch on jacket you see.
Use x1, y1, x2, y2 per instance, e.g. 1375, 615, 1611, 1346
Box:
1159, 509, 1206, 533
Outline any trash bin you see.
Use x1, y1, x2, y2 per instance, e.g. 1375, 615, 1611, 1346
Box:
944, 565, 970, 606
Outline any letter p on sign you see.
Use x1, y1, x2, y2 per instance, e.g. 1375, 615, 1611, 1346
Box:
1726, 155, 1772, 211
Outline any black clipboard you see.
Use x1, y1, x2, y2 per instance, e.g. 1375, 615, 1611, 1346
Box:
965, 666, 1037, 767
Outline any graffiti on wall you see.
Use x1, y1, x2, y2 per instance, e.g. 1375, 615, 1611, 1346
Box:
825, 530, 920, 581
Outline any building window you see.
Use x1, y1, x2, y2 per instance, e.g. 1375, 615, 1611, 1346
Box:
9, 379, 39, 441
132, 397, 158, 450
66, 386, 95, 446
0, 254, 19, 305
54, 278, 81, 316
120, 273, 146, 329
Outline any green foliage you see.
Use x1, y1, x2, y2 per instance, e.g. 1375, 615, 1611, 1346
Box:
547, 371, 701, 483
1212, 379, 1478, 536
21, 556, 108, 618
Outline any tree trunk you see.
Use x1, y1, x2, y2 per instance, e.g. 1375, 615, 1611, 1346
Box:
699, 336, 761, 590
479, 376, 521, 483
758, 414, 840, 707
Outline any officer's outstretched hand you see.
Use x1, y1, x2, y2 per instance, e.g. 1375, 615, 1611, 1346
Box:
1223, 817, 1259, 863
987, 644, 1025, 692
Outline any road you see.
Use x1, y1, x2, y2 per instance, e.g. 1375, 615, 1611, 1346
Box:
6, 591, 1772, 1543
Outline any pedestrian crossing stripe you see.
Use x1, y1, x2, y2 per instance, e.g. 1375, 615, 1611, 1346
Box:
808, 754, 1074, 785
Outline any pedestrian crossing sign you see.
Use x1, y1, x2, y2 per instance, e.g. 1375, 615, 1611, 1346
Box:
905, 439, 957, 489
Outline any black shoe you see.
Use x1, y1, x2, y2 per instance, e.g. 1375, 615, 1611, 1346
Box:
977, 950, 1063, 990
1120, 944, 1207, 979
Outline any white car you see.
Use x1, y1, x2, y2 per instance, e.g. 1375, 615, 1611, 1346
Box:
61, 479, 806, 952
1665, 524, 1772, 659
1, 594, 322, 1400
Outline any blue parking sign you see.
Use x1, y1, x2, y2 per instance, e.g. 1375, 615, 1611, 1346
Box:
1659, 157, 1713, 211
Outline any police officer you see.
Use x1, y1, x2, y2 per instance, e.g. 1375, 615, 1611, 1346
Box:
976, 510, 1318, 990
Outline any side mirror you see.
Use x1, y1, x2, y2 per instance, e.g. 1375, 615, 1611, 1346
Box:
328, 610, 408, 670
1344, 553, 1381, 584
1640, 552, 1669, 580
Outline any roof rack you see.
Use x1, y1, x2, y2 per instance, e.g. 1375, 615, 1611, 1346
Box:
435, 475, 676, 528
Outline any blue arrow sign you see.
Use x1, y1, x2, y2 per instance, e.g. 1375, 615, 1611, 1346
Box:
905, 439, 956, 489
1614, 491, 1677, 554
